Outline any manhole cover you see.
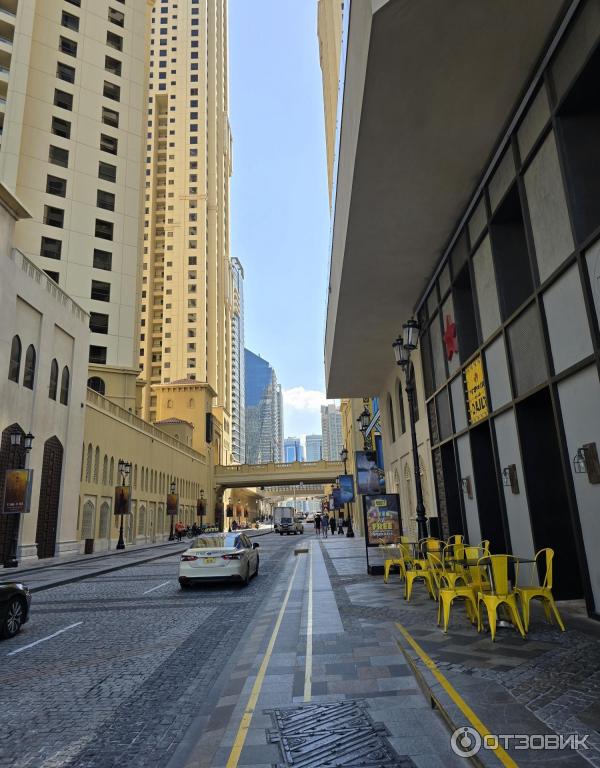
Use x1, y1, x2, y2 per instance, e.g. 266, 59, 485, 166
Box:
266, 701, 416, 767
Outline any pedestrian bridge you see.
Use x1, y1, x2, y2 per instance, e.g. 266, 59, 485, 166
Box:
214, 460, 344, 490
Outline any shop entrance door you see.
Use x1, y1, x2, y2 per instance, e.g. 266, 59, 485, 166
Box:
469, 422, 507, 553
516, 388, 583, 600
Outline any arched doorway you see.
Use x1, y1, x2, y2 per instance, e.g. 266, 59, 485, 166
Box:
98, 501, 111, 547
0, 424, 26, 564
35, 437, 64, 559
81, 500, 95, 553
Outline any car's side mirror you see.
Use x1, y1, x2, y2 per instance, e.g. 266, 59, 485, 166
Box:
253, 542, 259, 549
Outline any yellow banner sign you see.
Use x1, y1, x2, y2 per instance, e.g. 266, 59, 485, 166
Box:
464, 356, 489, 424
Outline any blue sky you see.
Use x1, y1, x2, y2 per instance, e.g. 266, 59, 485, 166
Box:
229, 0, 332, 440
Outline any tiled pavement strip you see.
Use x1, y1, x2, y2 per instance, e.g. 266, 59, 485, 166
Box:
168, 533, 600, 768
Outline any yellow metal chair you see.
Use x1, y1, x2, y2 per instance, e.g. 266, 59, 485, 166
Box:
428, 553, 478, 632
515, 548, 565, 632
479, 539, 490, 552
401, 549, 436, 601
381, 544, 404, 584
477, 555, 526, 641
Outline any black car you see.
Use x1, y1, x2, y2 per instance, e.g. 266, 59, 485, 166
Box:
0, 583, 31, 639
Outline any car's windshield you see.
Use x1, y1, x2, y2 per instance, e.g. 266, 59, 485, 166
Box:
191, 534, 238, 549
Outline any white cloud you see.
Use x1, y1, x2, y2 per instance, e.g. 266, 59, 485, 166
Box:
282, 387, 329, 412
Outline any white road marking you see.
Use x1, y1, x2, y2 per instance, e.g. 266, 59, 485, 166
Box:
7, 622, 83, 656
304, 542, 313, 702
143, 580, 171, 594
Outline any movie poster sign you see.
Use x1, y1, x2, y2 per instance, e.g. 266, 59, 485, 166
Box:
114, 485, 131, 515
355, 451, 385, 495
338, 474, 355, 504
166, 493, 179, 516
2, 469, 33, 514
363, 494, 401, 547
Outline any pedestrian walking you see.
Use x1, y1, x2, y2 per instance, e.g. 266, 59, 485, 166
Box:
337, 516, 344, 535
329, 515, 336, 536
314, 513, 321, 537
321, 512, 329, 538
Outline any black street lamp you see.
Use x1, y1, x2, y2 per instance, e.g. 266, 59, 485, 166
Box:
197, 488, 205, 531
4, 432, 34, 568
116, 459, 131, 550
169, 480, 176, 541
357, 407, 371, 449
393, 319, 428, 541
339, 446, 354, 538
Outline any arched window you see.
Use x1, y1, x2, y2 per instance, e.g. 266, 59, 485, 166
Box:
85, 444, 93, 482
133, 464, 137, 489
397, 381, 406, 434
87, 376, 105, 395
109, 456, 115, 485
49, 359, 59, 400
93, 446, 100, 482
102, 454, 108, 485
167, 399, 173, 408
140, 466, 145, 492
188, 398, 194, 408
23, 345, 36, 389
387, 394, 396, 443
8, 335, 21, 382
60, 366, 70, 405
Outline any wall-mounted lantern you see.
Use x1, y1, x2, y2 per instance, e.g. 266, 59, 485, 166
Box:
501, 464, 520, 494
460, 476, 473, 499
573, 443, 600, 484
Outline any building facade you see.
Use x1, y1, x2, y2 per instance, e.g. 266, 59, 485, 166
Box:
305, 433, 323, 462
244, 349, 283, 463
0, 0, 151, 411
284, 437, 304, 463
326, 0, 600, 617
230, 257, 245, 463
138, 0, 233, 465
320, 403, 343, 461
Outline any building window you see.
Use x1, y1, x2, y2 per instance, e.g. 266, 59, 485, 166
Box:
98, 161, 116, 182
91, 280, 111, 302
49, 359, 59, 400
60, 366, 70, 405
61, 11, 79, 31
49, 145, 69, 167
89, 312, 109, 334
95, 219, 114, 240
97, 190, 115, 211
54, 89, 73, 111
87, 376, 106, 395
59, 37, 78, 57
103, 81, 121, 102
387, 394, 396, 443
93, 249, 112, 271
46, 175, 67, 197
23, 345, 36, 389
105, 55, 122, 76
44, 205, 64, 228
41, 236, 62, 260
8, 335, 21, 382
397, 382, 406, 434
108, 7, 125, 27
56, 61, 75, 83
89, 346, 107, 365
106, 31, 123, 51
51, 116, 71, 139
100, 134, 118, 155
102, 107, 119, 128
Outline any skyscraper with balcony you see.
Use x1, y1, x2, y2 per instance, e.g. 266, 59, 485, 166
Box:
0, 0, 150, 409
230, 257, 245, 463
245, 349, 283, 464
138, 0, 233, 460
321, 403, 343, 461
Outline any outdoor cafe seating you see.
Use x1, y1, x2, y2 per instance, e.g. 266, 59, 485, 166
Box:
380, 535, 566, 640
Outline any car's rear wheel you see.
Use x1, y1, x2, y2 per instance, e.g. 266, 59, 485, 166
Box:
2, 598, 25, 639
254, 556, 260, 577
242, 564, 250, 586
179, 579, 191, 590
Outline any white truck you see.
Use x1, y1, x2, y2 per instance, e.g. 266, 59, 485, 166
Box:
273, 506, 302, 535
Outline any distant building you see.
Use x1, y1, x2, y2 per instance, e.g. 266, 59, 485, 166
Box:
284, 437, 304, 463
321, 403, 343, 461
245, 350, 283, 463
305, 434, 323, 462
231, 259, 245, 463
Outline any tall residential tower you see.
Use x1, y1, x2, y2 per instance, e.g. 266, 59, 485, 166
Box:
244, 349, 283, 464
321, 403, 343, 461
139, 0, 233, 460
230, 256, 245, 463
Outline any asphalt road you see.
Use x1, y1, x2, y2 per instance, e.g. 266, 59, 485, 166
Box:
0, 531, 302, 768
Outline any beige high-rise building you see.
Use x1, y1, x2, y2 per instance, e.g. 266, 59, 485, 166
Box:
317, 0, 343, 206
139, 0, 233, 463
0, 0, 151, 411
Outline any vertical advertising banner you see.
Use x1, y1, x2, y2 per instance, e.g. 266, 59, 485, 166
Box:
338, 474, 355, 503
114, 485, 131, 515
363, 494, 402, 546
166, 493, 179, 516
355, 451, 386, 494
2, 469, 33, 514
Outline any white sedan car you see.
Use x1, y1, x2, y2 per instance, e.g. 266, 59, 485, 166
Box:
179, 532, 259, 588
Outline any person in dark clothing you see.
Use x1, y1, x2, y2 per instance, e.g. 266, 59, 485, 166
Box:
314, 513, 321, 536
329, 515, 336, 536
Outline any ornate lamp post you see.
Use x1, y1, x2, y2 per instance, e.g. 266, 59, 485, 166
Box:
340, 446, 354, 537
197, 488, 205, 531
4, 432, 34, 567
393, 319, 428, 541
168, 480, 176, 541
357, 407, 370, 449
116, 458, 131, 550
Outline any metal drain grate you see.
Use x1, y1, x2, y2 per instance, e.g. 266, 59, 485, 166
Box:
266, 701, 416, 767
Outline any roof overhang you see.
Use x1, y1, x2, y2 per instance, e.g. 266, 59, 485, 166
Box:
325, 0, 569, 398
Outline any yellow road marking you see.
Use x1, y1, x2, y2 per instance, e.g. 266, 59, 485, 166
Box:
226, 556, 301, 768
303, 542, 313, 702
395, 622, 518, 768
